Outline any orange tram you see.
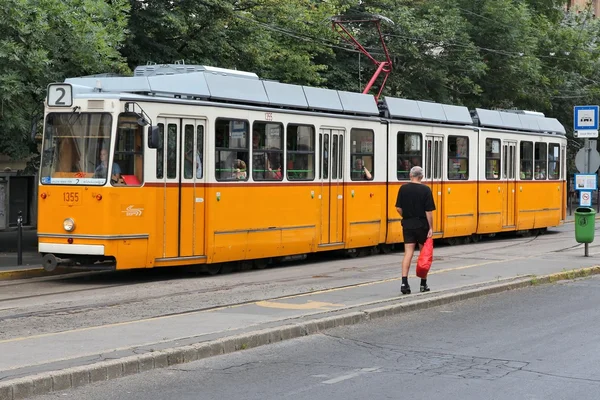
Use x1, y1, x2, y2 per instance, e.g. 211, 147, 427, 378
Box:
37, 64, 567, 273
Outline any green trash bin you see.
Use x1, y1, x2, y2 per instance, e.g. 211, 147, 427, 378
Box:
575, 207, 596, 244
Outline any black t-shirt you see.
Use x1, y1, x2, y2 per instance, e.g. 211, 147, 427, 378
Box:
395, 183, 436, 229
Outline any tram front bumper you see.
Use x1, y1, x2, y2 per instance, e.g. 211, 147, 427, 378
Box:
38, 243, 111, 271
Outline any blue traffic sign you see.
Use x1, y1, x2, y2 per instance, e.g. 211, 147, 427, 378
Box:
574, 105, 599, 131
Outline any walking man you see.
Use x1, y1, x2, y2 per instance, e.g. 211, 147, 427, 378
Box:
395, 166, 435, 294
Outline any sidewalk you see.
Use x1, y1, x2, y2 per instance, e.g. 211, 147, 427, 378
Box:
0, 223, 598, 399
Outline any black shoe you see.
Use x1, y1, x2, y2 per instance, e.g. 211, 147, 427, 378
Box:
401, 284, 411, 295
420, 284, 430, 293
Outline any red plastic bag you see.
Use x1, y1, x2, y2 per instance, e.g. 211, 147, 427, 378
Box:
416, 238, 433, 278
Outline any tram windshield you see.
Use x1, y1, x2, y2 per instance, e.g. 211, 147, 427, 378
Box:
40, 113, 113, 185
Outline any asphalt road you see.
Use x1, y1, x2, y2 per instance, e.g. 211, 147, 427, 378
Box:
31, 274, 600, 400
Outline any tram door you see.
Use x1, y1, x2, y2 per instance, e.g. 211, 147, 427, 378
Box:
319, 129, 345, 245
179, 119, 206, 257
157, 117, 206, 259
502, 141, 517, 228
424, 136, 443, 234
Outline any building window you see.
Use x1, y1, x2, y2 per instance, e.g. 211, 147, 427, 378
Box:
287, 125, 315, 181
448, 136, 469, 180
252, 121, 284, 181
350, 128, 374, 181
215, 118, 249, 181
397, 132, 422, 180
485, 138, 501, 180
520, 141, 533, 180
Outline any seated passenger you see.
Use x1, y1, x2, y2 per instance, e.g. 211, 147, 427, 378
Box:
267, 156, 282, 180
94, 148, 122, 184
232, 159, 247, 180
353, 158, 373, 180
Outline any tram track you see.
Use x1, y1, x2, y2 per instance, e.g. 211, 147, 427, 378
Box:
0, 230, 585, 325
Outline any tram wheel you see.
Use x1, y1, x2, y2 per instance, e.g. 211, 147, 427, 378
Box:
446, 237, 461, 246
371, 246, 381, 255
380, 244, 393, 254
470, 234, 481, 243
205, 264, 222, 276
347, 249, 359, 258
239, 261, 253, 271
254, 259, 268, 270
358, 248, 370, 257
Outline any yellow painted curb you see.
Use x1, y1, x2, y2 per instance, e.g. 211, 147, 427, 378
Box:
530, 265, 600, 285
0, 267, 71, 281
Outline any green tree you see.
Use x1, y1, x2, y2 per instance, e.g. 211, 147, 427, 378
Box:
121, 0, 351, 86
0, 0, 129, 161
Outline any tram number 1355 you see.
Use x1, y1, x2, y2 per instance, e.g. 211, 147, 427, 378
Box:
63, 192, 80, 203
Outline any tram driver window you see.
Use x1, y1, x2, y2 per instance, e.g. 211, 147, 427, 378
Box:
350, 128, 374, 181
485, 139, 501, 180
253, 121, 284, 181
112, 114, 144, 186
215, 118, 249, 181
447, 136, 469, 180
534, 142, 547, 180
287, 124, 315, 181
520, 141, 533, 180
548, 143, 560, 180
397, 132, 422, 180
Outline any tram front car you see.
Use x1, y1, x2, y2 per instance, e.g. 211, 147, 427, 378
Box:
38, 83, 153, 272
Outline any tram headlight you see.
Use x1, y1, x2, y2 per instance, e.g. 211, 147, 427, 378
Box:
63, 218, 75, 232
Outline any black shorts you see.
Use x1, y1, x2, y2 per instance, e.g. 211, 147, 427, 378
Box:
403, 227, 428, 245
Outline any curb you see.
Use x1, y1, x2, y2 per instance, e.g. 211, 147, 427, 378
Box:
0, 267, 72, 281
1, 265, 599, 400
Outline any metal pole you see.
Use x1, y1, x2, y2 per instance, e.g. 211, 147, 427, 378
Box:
585, 243, 589, 257
17, 210, 22, 266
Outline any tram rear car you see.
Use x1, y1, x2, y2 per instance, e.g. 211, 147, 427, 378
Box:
37, 65, 567, 272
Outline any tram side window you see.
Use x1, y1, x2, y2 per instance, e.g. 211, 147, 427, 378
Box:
397, 132, 422, 180
166, 123, 177, 179
196, 126, 204, 179
112, 114, 144, 186
156, 123, 164, 179
534, 142, 547, 180
253, 121, 284, 181
447, 136, 469, 180
183, 124, 203, 180
485, 138, 501, 180
548, 143, 560, 180
287, 124, 315, 181
350, 128, 374, 181
215, 118, 249, 181
520, 141, 533, 180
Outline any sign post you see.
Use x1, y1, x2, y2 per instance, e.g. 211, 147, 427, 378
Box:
574, 106, 600, 256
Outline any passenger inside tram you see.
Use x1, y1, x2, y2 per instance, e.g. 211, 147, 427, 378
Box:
352, 158, 373, 180
94, 148, 122, 183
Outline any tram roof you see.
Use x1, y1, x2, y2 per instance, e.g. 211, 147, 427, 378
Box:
63, 63, 566, 136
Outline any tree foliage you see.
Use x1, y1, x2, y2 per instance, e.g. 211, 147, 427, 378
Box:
3, 0, 600, 168
0, 0, 129, 160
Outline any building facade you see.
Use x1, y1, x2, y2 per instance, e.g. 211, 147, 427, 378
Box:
567, 0, 600, 16
0, 155, 38, 230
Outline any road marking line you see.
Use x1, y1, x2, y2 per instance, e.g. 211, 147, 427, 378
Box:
256, 300, 344, 310
322, 367, 381, 384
